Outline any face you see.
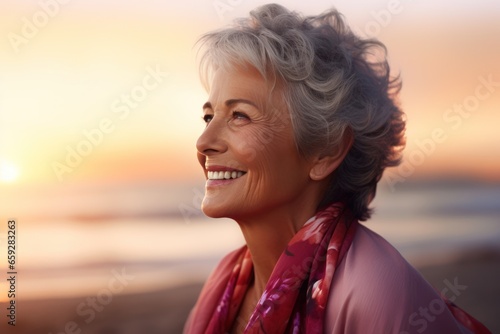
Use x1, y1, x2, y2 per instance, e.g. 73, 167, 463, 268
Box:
196, 65, 315, 221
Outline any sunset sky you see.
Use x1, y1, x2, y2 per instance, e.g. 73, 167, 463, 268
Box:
1, 1, 500, 318
0, 0, 499, 189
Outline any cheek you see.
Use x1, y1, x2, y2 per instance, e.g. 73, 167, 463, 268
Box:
229, 128, 266, 166
233, 122, 293, 162
232, 126, 282, 171
235, 132, 305, 191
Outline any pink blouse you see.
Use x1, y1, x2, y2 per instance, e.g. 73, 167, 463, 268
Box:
325, 224, 472, 333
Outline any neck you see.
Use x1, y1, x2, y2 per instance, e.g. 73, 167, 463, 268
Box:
235, 198, 320, 297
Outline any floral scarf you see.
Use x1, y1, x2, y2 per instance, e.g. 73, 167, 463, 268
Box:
202, 203, 356, 333
185, 202, 491, 334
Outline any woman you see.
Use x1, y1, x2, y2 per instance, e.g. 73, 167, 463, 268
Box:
184, 4, 491, 334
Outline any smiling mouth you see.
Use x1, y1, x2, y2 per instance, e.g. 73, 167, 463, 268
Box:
207, 170, 246, 180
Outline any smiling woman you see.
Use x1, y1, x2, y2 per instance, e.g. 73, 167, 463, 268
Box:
184, 3, 491, 334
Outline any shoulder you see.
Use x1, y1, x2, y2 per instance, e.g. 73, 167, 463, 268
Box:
326, 224, 423, 323
325, 223, 472, 334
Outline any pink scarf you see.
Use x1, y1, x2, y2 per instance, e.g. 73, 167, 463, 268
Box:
185, 203, 491, 333
190, 203, 356, 333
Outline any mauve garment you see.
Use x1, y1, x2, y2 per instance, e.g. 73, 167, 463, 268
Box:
185, 224, 475, 333
325, 224, 472, 334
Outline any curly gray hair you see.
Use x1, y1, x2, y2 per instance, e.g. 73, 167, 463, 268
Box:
197, 3, 406, 221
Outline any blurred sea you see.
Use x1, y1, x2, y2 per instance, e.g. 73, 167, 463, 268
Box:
1, 178, 500, 301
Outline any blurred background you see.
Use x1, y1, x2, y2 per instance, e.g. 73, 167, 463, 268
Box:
0, 0, 499, 333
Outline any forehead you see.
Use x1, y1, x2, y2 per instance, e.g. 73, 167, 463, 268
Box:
207, 65, 281, 112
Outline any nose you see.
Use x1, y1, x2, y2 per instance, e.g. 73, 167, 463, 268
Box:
196, 116, 228, 162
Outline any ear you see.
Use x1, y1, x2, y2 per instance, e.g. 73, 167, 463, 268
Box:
309, 128, 353, 181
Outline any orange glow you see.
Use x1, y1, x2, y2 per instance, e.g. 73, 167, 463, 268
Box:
0, 1, 498, 186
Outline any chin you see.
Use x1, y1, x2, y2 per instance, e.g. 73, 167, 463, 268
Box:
201, 201, 229, 219
201, 208, 224, 219
201, 199, 246, 220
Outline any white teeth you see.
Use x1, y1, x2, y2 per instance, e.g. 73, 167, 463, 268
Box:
207, 170, 246, 180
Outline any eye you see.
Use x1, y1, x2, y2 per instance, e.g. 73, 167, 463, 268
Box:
202, 114, 213, 124
231, 111, 250, 124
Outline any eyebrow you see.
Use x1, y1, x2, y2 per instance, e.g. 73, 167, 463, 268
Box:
202, 98, 259, 110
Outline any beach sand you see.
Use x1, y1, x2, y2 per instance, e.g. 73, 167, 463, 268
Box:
417, 249, 500, 333
1, 251, 499, 334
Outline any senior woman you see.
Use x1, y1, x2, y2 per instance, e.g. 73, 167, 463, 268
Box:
184, 4, 490, 334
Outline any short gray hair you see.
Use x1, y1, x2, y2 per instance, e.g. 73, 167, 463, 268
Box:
197, 3, 406, 221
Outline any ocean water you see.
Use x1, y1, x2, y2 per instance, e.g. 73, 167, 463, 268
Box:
1, 180, 499, 301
